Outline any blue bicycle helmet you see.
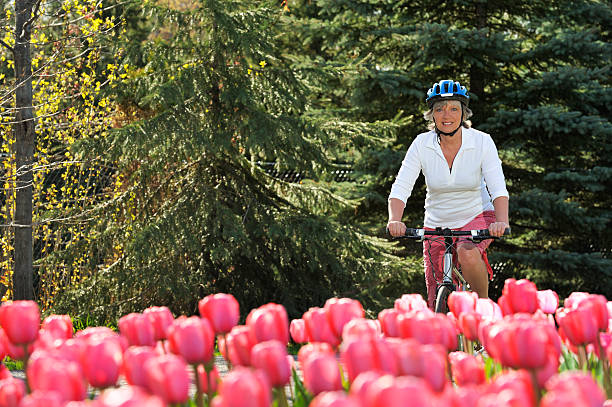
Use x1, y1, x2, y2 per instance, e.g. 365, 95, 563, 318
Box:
426, 79, 469, 108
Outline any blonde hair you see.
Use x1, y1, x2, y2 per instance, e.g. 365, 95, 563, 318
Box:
423, 100, 473, 130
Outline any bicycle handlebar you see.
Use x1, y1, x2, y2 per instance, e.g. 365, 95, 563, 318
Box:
392, 227, 511, 241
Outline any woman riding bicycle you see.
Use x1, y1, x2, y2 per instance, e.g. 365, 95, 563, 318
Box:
387, 79, 509, 309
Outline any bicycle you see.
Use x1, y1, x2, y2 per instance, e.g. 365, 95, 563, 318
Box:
393, 227, 510, 314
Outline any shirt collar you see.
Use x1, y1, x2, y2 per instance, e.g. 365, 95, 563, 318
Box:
425, 127, 476, 150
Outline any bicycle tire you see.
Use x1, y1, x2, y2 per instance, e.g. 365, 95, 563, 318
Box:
434, 285, 453, 314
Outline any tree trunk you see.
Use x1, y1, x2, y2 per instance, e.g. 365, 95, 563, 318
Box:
12, 0, 36, 300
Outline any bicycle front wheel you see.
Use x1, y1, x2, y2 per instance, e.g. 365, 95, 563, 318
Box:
434, 285, 453, 314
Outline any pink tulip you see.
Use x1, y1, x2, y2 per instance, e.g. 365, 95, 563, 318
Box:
486, 369, 537, 407
498, 279, 539, 315
342, 318, 380, 342
378, 309, 401, 338
81, 334, 124, 388
475, 298, 503, 321
167, 316, 215, 365
0, 377, 26, 407
18, 391, 63, 407
27, 352, 87, 402
397, 311, 457, 351
349, 371, 388, 405
303, 307, 340, 347
448, 351, 485, 386
246, 303, 289, 344
297, 342, 335, 366
290, 319, 307, 344
394, 294, 428, 312
74, 326, 117, 342
118, 313, 155, 347
364, 375, 434, 407
251, 340, 291, 387
324, 298, 365, 339
212, 367, 271, 407
197, 364, 220, 395
340, 337, 397, 383
0, 301, 39, 345
93, 386, 165, 407
41, 315, 73, 340
485, 315, 560, 369
437, 385, 481, 407
225, 325, 255, 366
537, 290, 559, 314
535, 349, 561, 388
564, 292, 590, 309
122, 346, 158, 387
144, 354, 190, 404
0, 365, 11, 381
385, 338, 447, 392
310, 391, 360, 407
477, 389, 534, 407
541, 372, 605, 407
302, 353, 343, 395
199, 293, 240, 334
0, 330, 25, 361
143, 306, 174, 341
556, 307, 599, 346
458, 311, 482, 341
448, 291, 478, 318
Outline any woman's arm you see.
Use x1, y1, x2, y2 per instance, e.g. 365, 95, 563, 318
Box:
489, 196, 509, 236
387, 198, 407, 236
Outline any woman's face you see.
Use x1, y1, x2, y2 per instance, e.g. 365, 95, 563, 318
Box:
432, 100, 462, 133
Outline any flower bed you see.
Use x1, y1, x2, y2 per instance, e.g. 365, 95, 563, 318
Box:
0, 280, 610, 406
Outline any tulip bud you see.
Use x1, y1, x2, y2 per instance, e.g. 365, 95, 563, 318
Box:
310, 391, 360, 407
0, 377, 26, 407
457, 311, 481, 341
499, 279, 538, 315
364, 375, 434, 407
81, 334, 124, 388
290, 319, 307, 344
302, 353, 343, 395
556, 307, 599, 346
537, 290, 559, 314
475, 298, 503, 321
213, 367, 271, 407
297, 342, 335, 367
394, 294, 428, 312
94, 386, 166, 407
324, 298, 365, 339
251, 340, 291, 387
448, 351, 485, 386
18, 391, 63, 407
397, 311, 457, 351
378, 309, 400, 338
27, 351, 87, 402
143, 306, 174, 341
303, 307, 340, 348
225, 325, 255, 366
0, 301, 40, 345
349, 371, 388, 406
41, 315, 73, 341
197, 364, 220, 395
340, 337, 397, 383
247, 303, 289, 345
448, 291, 478, 319
541, 372, 605, 407
167, 316, 215, 365
122, 346, 158, 387
118, 313, 155, 347
144, 354, 190, 404
199, 293, 240, 334
342, 318, 380, 342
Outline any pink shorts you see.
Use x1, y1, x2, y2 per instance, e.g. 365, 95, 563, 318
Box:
422, 211, 496, 309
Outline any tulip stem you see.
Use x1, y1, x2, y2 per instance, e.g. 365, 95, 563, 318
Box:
529, 369, 541, 404
596, 335, 612, 398
274, 386, 290, 407
192, 364, 204, 407
462, 335, 471, 355
577, 346, 588, 371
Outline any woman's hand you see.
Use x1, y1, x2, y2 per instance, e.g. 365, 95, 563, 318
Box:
488, 221, 509, 237
387, 220, 407, 237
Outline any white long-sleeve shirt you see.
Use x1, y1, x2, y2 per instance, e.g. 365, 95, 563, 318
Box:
389, 127, 509, 229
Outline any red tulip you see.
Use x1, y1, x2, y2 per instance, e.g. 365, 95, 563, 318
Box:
0, 365, 11, 381
167, 316, 215, 365
303, 307, 340, 347
93, 386, 165, 407
0, 300, 40, 345
535, 349, 560, 388
0, 377, 26, 407
197, 364, 220, 395
475, 298, 503, 321
342, 318, 380, 342
458, 311, 482, 341
297, 342, 335, 367
436, 385, 481, 407
122, 346, 158, 387
41, 315, 73, 340
310, 391, 360, 407
378, 309, 401, 338
498, 279, 538, 315
324, 298, 365, 339
486, 370, 537, 407
251, 340, 291, 387
211, 367, 271, 407
448, 291, 478, 319
225, 325, 256, 366
81, 334, 124, 388
448, 351, 485, 386
556, 307, 599, 346
485, 315, 560, 369
364, 375, 434, 407
290, 319, 307, 344
537, 290, 559, 314
349, 371, 388, 406
541, 372, 605, 407
118, 313, 155, 347
246, 303, 289, 344
397, 311, 457, 351
199, 293, 240, 334
394, 294, 428, 312
302, 353, 343, 395
27, 352, 87, 402
18, 391, 63, 407
340, 337, 397, 383
143, 306, 174, 341
385, 338, 447, 392
144, 354, 190, 404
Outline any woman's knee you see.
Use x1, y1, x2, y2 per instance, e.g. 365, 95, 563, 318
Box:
457, 246, 483, 269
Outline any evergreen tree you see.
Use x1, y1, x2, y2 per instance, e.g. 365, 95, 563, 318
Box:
285, 0, 611, 298
54, 0, 413, 323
